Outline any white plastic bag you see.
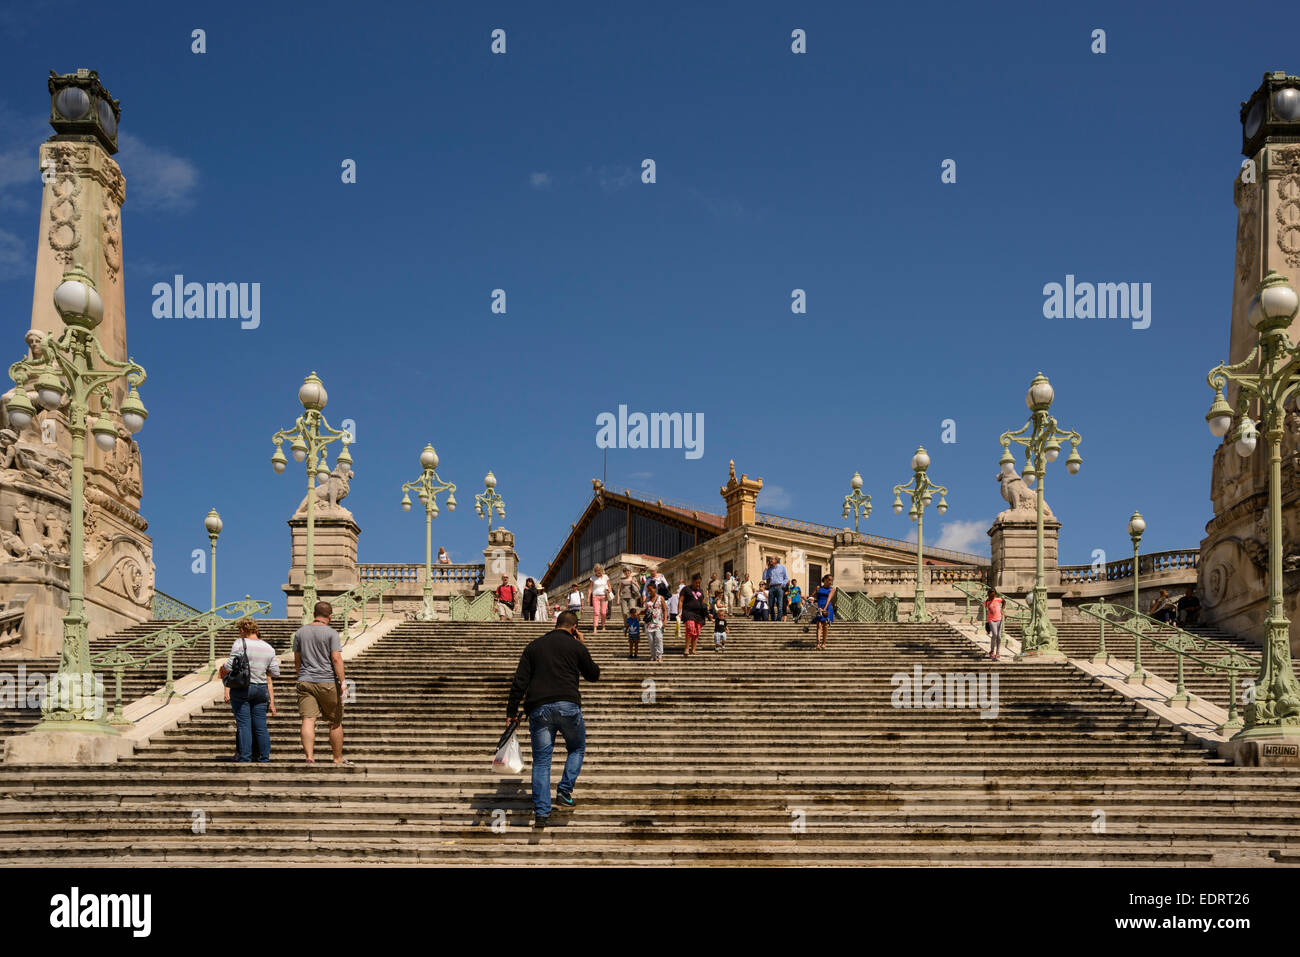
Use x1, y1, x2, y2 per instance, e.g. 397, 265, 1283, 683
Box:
493, 732, 523, 774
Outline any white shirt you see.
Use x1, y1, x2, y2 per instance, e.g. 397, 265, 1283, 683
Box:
568, 590, 582, 607
590, 574, 609, 596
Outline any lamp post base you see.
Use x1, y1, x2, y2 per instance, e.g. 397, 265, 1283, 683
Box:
417, 594, 437, 622
1220, 732, 1300, 767
1020, 586, 1060, 657
909, 589, 927, 623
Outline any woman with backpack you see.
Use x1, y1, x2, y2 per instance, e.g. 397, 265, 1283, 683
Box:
219, 618, 280, 763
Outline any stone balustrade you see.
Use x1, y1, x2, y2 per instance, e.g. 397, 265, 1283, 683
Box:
353, 563, 486, 619
1059, 549, 1199, 585
861, 565, 989, 586
358, 563, 485, 586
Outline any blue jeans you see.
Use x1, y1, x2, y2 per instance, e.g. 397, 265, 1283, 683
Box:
528, 701, 586, 817
230, 683, 270, 762
768, 584, 786, 620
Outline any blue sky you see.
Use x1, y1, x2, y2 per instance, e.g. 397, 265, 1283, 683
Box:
0, 0, 1285, 611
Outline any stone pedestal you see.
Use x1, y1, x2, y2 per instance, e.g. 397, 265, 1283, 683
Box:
284, 510, 361, 620
830, 531, 869, 588
3, 727, 122, 765
478, 528, 519, 594
989, 515, 1062, 618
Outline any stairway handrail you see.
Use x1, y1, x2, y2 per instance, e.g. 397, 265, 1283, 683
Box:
329, 578, 397, 643
952, 580, 1030, 625
1078, 598, 1261, 728
91, 595, 272, 723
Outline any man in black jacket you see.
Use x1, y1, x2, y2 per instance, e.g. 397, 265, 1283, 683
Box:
506, 610, 600, 827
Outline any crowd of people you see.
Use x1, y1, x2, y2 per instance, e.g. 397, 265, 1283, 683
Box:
499, 559, 840, 659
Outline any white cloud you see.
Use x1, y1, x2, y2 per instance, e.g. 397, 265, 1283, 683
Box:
529, 171, 551, 189
760, 484, 792, 510
932, 519, 989, 554
115, 132, 198, 212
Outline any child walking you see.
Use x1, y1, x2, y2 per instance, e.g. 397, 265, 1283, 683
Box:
625, 611, 642, 659
712, 606, 728, 652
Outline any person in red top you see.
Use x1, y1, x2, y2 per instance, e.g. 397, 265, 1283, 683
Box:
495, 576, 517, 621
984, 587, 1005, 660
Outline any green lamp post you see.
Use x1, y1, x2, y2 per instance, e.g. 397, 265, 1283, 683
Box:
4, 265, 148, 730
202, 507, 224, 673
474, 470, 506, 537
271, 373, 352, 625
892, 447, 948, 623
1205, 269, 1300, 738
1122, 510, 1148, 679
401, 444, 457, 621
204, 508, 222, 612
997, 373, 1082, 657
841, 472, 872, 532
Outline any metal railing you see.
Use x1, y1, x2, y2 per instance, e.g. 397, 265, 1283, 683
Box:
832, 591, 899, 623
602, 484, 722, 521
92, 595, 271, 723
1078, 598, 1261, 730
1059, 548, 1200, 585
952, 580, 1031, 627
449, 590, 496, 621
755, 513, 991, 566
329, 579, 397, 643
151, 589, 202, 620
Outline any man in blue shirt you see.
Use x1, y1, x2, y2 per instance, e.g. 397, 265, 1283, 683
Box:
764, 556, 790, 622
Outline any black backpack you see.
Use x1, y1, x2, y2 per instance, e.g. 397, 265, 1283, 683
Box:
223, 636, 251, 690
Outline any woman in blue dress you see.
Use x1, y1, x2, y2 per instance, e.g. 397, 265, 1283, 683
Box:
812, 574, 835, 650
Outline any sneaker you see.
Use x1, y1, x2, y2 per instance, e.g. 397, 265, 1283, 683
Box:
534, 815, 549, 828
556, 790, 576, 808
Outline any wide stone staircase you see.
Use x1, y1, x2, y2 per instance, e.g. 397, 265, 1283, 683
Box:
1004, 620, 1260, 710
0, 617, 1297, 865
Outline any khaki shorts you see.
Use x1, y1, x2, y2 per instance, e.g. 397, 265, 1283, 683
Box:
296, 681, 343, 727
